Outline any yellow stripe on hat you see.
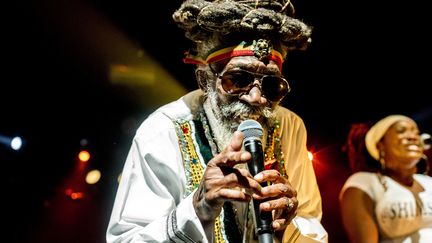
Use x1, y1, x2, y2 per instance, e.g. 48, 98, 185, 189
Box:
183, 42, 286, 70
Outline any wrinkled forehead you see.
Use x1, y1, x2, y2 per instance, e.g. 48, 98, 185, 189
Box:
221, 56, 282, 74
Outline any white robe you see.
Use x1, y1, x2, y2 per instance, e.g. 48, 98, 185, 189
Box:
106, 90, 328, 243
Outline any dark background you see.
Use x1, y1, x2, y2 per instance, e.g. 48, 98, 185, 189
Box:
1, 0, 431, 242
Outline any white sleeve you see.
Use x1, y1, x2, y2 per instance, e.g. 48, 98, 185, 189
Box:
339, 172, 378, 201
106, 123, 208, 243
282, 217, 328, 243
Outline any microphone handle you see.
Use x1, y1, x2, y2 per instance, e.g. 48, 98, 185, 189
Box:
245, 140, 274, 243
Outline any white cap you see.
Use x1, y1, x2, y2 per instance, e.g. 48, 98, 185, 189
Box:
365, 115, 415, 160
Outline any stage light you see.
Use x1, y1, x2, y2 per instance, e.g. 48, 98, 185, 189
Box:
70, 192, 84, 200
80, 138, 89, 146
64, 188, 84, 200
308, 151, 314, 161
11, 136, 22, 150
78, 150, 90, 162
0, 135, 23, 151
421, 133, 431, 150
85, 169, 101, 184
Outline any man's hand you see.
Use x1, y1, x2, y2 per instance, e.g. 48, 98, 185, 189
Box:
193, 130, 297, 235
253, 170, 298, 232
193, 131, 262, 223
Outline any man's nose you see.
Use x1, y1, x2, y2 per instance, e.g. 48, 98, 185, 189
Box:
239, 80, 267, 106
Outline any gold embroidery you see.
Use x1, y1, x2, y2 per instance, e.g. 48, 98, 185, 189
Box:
174, 120, 225, 243
265, 120, 286, 176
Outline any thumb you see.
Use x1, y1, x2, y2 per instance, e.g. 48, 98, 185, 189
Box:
227, 131, 244, 152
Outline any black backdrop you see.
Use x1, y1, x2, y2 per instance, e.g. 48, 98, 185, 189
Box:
1, 0, 431, 242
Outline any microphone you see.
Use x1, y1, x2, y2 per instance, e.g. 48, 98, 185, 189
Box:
237, 120, 273, 243
421, 133, 431, 150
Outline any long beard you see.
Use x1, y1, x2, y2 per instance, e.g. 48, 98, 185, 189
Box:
205, 88, 275, 151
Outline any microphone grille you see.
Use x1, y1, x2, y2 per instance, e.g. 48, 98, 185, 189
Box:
237, 119, 263, 140
421, 133, 431, 150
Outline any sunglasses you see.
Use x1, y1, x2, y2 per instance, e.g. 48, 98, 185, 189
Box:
219, 69, 291, 102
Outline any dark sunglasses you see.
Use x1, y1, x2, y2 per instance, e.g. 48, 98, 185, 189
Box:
219, 69, 291, 102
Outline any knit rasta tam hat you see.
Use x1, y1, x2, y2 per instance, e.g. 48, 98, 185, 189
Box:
172, 0, 312, 69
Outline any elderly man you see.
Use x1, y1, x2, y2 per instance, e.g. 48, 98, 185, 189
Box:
107, 0, 328, 242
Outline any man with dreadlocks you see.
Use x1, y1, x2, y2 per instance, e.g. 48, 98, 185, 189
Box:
107, 0, 328, 242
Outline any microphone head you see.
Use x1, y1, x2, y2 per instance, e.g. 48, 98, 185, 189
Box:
237, 119, 263, 141
421, 133, 431, 150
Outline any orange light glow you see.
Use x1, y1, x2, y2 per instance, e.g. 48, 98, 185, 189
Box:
85, 170, 101, 184
70, 192, 84, 200
78, 150, 90, 162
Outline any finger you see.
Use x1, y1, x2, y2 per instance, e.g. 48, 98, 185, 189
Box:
225, 150, 252, 167
272, 212, 297, 231
254, 169, 285, 183
216, 188, 252, 202
273, 197, 297, 219
271, 198, 298, 231
286, 197, 297, 212
208, 150, 251, 167
217, 169, 263, 195
272, 218, 287, 231
259, 197, 298, 212
227, 131, 244, 152
208, 131, 251, 167
221, 131, 251, 167
253, 182, 296, 200
258, 183, 297, 199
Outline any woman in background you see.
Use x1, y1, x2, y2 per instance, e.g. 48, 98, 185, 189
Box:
339, 114, 432, 242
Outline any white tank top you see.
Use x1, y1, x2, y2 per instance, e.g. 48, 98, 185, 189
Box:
340, 172, 432, 243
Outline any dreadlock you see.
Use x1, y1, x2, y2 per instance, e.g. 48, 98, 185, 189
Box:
172, 0, 312, 57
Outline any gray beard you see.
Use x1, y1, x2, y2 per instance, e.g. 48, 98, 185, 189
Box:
204, 89, 275, 151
